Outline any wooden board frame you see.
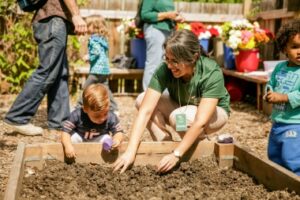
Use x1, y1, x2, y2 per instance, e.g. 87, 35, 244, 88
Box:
4, 141, 300, 200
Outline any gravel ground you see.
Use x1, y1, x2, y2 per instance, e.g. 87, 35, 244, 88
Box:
0, 94, 272, 198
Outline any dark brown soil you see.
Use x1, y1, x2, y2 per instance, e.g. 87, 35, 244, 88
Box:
20, 157, 300, 200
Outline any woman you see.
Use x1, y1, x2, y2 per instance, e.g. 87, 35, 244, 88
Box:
114, 30, 230, 173
141, 0, 184, 90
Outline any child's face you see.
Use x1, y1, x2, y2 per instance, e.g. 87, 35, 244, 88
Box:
285, 33, 300, 66
84, 107, 109, 124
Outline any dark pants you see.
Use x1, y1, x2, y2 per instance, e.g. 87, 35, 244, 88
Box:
5, 17, 70, 130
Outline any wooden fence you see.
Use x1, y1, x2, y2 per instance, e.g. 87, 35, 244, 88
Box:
77, 0, 299, 63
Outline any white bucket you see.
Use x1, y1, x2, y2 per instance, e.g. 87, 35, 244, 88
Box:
263, 60, 286, 72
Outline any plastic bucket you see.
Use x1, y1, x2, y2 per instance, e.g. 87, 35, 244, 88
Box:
223, 45, 235, 69
199, 39, 209, 53
235, 49, 259, 72
130, 38, 146, 69
225, 79, 244, 101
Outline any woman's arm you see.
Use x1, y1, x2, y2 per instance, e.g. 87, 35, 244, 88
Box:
113, 88, 162, 173
157, 98, 219, 173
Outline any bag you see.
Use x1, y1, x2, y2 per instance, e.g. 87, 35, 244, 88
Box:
17, 0, 47, 12
111, 54, 137, 69
134, 0, 144, 29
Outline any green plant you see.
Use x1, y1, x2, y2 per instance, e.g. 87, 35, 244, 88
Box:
0, 0, 87, 93
0, 1, 38, 93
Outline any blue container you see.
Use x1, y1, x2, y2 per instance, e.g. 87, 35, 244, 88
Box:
130, 38, 146, 69
199, 39, 209, 53
223, 45, 235, 69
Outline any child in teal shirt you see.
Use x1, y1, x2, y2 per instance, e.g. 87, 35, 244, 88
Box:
265, 19, 300, 175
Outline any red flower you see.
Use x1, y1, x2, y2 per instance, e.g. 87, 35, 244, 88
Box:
208, 27, 219, 37
190, 22, 205, 37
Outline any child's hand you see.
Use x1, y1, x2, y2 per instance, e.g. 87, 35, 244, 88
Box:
64, 144, 76, 158
112, 138, 122, 149
265, 91, 288, 103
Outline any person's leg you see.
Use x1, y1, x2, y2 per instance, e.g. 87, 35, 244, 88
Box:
135, 92, 178, 141
47, 52, 69, 130
280, 124, 300, 175
169, 106, 229, 138
76, 74, 100, 107
101, 77, 119, 113
4, 17, 68, 135
142, 25, 170, 90
267, 123, 283, 166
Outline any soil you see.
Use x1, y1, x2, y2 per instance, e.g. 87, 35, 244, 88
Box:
0, 94, 287, 199
20, 158, 300, 200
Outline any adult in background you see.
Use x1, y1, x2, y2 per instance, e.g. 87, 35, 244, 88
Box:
114, 30, 230, 173
4, 0, 87, 136
141, 0, 184, 90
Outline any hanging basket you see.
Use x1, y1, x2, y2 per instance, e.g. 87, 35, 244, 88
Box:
235, 49, 259, 72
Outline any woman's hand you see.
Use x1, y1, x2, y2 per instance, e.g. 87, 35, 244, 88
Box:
64, 143, 76, 158
113, 150, 136, 173
157, 153, 179, 173
174, 14, 185, 23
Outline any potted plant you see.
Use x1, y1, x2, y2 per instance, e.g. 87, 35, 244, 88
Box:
176, 22, 220, 53
221, 19, 272, 72
118, 18, 146, 69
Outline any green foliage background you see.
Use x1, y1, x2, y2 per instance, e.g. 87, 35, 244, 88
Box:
0, 0, 83, 93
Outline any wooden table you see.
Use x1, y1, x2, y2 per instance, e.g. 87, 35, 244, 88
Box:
73, 67, 144, 95
221, 68, 269, 112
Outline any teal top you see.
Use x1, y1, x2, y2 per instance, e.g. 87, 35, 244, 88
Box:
148, 56, 231, 114
267, 61, 300, 124
88, 35, 110, 75
141, 0, 175, 32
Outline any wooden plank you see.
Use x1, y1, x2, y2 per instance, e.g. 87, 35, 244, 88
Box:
255, 8, 295, 20
222, 68, 268, 84
4, 142, 26, 200
234, 144, 300, 194
214, 143, 235, 168
80, 9, 244, 23
243, 0, 252, 15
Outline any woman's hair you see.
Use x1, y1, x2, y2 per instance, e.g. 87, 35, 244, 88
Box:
163, 29, 208, 64
276, 19, 300, 53
85, 15, 109, 39
82, 83, 109, 112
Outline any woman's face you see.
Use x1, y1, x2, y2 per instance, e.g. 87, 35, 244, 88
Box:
164, 50, 194, 80
285, 33, 300, 66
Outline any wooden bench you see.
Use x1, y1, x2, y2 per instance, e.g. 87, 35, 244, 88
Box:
73, 67, 144, 95
222, 68, 272, 115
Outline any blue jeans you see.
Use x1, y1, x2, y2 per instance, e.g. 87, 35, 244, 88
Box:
142, 24, 171, 90
268, 122, 300, 175
5, 17, 70, 130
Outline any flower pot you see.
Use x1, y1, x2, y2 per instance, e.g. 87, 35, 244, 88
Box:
130, 38, 146, 69
199, 39, 209, 53
223, 45, 235, 70
235, 49, 259, 72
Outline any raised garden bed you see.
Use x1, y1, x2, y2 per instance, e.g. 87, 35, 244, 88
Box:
4, 141, 300, 200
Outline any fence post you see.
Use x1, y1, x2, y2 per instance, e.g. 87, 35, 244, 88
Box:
243, 0, 252, 16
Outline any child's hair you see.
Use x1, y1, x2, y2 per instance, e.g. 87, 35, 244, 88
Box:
276, 19, 300, 53
85, 15, 108, 39
82, 83, 109, 112
163, 29, 208, 64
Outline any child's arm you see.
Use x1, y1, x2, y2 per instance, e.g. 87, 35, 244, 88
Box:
112, 132, 124, 149
61, 132, 76, 158
265, 91, 289, 103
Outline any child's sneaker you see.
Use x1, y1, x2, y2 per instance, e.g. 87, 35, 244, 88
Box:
4, 121, 43, 136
